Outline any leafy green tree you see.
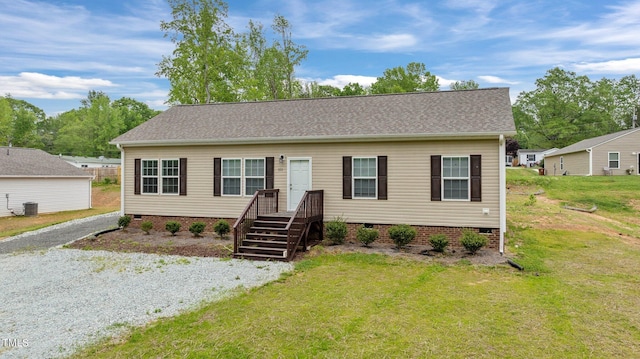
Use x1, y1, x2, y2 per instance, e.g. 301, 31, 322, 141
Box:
450, 80, 479, 90
370, 62, 439, 94
513, 67, 627, 149
301, 82, 341, 98
339, 82, 368, 96
0, 96, 46, 148
112, 97, 161, 132
271, 14, 308, 99
157, 0, 244, 104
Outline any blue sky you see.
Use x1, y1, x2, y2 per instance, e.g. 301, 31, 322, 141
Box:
1, 0, 639, 116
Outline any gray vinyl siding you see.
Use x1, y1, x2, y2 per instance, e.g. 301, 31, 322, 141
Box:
122, 139, 501, 228
545, 151, 590, 176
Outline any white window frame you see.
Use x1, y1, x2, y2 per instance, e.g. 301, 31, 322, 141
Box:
608, 152, 620, 169
141, 159, 159, 194
244, 158, 266, 197
352, 157, 377, 199
161, 159, 180, 195
222, 158, 242, 196
527, 154, 536, 162
442, 156, 470, 201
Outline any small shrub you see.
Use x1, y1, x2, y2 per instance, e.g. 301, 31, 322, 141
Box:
460, 229, 487, 254
118, 215, 131, 229
356, 226, 379, 247
140, 221, 153, 234
102, 177, 112, 185
429, 234, 449, 252
325, 216, 348, 245
213, 220, 231, 239
165, 221, 181, 236
388, 224, 417, 249
524, 194, 537, 206
189, 222, 206, 237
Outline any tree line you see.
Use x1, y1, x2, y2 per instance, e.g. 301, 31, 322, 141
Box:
1, 0, 638, 157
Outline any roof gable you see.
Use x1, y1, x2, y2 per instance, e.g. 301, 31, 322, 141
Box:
0, 147, 92, 177
112, 88, 516, 146
549, 128, 640, 157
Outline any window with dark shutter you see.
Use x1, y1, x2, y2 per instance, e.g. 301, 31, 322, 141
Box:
430, 155, 441, 201
470, 155, 481, 202
377, 156, 387, 200
213, 157, 221, 196
342, 156, 352, 199
179, 158, 187, 196
134, 158, 141, 195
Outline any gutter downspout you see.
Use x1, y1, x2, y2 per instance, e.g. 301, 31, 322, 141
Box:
499, 134, 506, 255
117, 144, 125, 216
587, 148, 593, 176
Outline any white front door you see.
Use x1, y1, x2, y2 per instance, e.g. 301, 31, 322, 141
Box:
288, 158, 311, 211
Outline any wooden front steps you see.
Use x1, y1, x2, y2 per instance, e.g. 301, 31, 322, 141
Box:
235, 214, 299, 261
233, 189, 324, 261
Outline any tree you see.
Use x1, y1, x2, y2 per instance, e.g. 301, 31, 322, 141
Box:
157, 0, 244, 104
271, 14, 308, 99
370, 62, 439, 94
450, 80, 479, 90
54, 91, 123, 157
0, 95, 46, 148
339, 82, 368, 96
513, 67, 626, 149
301, 82, 341, 98
112, 97, 161, 132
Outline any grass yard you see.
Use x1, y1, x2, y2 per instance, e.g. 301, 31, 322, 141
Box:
71, 168, 640, 358
0, 182, 120, 239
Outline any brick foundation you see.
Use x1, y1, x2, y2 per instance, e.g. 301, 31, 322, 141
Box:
126, 214, 236, 234
124, 214, 500, 251
344, 223, 500, 251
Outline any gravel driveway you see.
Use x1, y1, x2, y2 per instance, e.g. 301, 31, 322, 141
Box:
0, 216, 293, 359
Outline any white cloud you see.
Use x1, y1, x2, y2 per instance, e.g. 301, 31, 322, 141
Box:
316, 75, 377, 88
0, 72, 115, 99
571, 58, 640, 74
478, 75, 519, 85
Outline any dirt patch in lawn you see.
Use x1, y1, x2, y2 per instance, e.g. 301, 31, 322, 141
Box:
67, 228, 235, 258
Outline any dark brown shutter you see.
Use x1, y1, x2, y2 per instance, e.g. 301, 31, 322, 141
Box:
470, 155, 481, 202
265, 157, 274, 189
179, 158, 187, 196
343, 156, 352, 199
213, 158, 221, 196
430, 155, 441, 201
377, 156, 387, 200
134, 158, 141, 195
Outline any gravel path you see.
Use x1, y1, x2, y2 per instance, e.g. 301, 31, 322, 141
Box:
0, 212, 120, 254
0, 228, 293, 359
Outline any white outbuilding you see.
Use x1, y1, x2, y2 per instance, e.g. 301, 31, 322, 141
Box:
0, 147, 93, 217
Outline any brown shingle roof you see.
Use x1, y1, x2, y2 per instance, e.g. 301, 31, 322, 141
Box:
0, 147, 92, 177
112, 88, 516, 146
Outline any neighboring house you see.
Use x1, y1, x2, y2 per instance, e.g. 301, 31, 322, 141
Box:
0, 147, 93, 217
111, 88, 516, 259
516, 148, 558, 167
544, 128, 640, 176
60, 155, 121, 168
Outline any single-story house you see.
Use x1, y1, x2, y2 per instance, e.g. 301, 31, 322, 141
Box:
544, 128, 640, 176
516, 148, 558, 167
111, 88, 516, 260
0, 147, 93, 217
60, 155, 121, 168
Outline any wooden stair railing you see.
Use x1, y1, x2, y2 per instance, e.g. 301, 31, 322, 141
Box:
283, 190, 324, 261
233, 189, 279, 255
